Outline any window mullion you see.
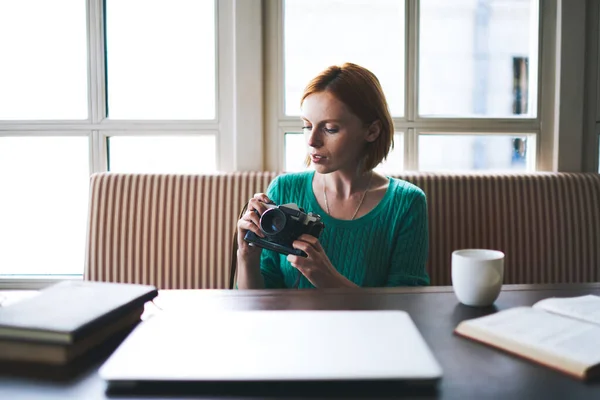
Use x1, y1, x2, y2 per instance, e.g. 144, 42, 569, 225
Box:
89, 130, 101, 174
264, 0, 284, 171
406, 0, 418, 123
88, 0, 106, 175
406, 0, 419, 170
405, 128, 418, 170
88, 0, 106, 124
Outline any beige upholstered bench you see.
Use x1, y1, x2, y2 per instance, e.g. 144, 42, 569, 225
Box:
84, 172, 600, 288
403, 173, 600, 286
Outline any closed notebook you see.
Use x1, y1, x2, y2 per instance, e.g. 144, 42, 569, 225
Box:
0, 280, 158, 344
0, 307, 144, 365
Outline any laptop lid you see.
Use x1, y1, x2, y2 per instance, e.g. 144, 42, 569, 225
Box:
100, 310, 442, 388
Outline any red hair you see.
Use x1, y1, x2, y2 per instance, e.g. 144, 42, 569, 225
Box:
301, 63, 394, 171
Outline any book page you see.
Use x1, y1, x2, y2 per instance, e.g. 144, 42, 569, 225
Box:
533, 295, 600, 326
458, 307, 600, 367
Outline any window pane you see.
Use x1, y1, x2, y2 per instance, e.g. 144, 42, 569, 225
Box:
0, 1, 88, 120
419, 134, 535, 172
0, 137, 89, 275
285, 132, 311, 172
108, 136, 217, 173
105, 0, 215, 120
419, 0, 539, 118
284, 0, 405, 117
284, 132, 403, 172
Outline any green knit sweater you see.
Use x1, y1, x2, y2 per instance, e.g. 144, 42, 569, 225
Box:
260, 171, 430, 288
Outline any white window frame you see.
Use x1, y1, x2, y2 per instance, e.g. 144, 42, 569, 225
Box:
264, 0, 593, 173
0, 0, 263, 288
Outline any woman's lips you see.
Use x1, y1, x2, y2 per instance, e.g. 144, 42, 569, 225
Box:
310, 154, 326, 163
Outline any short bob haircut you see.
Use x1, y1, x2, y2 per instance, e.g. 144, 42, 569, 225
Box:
301, 63, 394, 172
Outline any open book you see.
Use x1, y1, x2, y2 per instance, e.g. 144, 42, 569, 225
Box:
454, 295, 600, 381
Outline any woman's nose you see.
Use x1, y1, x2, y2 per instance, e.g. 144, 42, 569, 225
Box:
306, 129, 322, 148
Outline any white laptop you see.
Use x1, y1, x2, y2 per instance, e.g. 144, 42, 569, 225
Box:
100, 310, 442, 392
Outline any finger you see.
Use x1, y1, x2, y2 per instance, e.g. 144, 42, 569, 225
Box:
253, 193, 274, 205
287, 254, 302, 267
291, 239, 315, 256
243, 209, 261, 226
243, 210, 265, 237
287, 255, 311, 275
248, 198, 269, 216
238, 217, 265, 238
240, 209, 262, 230
297, 234, 320, 246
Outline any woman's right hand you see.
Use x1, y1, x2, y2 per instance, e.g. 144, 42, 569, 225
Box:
237, 193, 273, 260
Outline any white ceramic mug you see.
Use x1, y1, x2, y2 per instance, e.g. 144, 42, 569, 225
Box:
451, 249, 505, 307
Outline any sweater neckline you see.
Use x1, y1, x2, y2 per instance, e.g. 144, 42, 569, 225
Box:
305, 171, 394, 228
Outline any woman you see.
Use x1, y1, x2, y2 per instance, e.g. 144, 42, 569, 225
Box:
236, 63, 429, 289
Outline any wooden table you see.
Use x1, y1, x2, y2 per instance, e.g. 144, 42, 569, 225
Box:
1, 284, 599, 399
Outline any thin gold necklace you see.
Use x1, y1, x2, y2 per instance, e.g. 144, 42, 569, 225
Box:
323, 172, 373, 220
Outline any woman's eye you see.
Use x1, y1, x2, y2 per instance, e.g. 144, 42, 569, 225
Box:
324, 127, 338, 134
301, 126, 311, 131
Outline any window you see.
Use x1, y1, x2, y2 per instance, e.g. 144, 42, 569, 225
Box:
0, 1, 594, 285
419, 134, 535, 172
105, 0, 216, 120
0, 137, 89, 276
284, 0, 405, 117
0, 0, 88, 120
419, 0, 538, 119
0, 0, 222, 281
269, 0, 541, 172
108, 135, 217, 173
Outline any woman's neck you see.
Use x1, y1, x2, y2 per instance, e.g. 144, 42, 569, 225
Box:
320, 170, 373, 199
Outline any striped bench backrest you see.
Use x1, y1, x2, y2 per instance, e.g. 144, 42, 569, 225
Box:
84, 172, 600, 288
395, 172, 600, 286
84, 172, 277, 289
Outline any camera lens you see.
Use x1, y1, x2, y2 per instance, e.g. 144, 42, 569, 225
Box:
260, 208, 286, 235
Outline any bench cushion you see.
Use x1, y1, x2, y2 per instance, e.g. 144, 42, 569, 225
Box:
398, 173, 600, 286
85, 172, 600, 288
85, 172, 277, 289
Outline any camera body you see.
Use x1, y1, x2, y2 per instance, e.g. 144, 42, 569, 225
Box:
243, 203, 325, 257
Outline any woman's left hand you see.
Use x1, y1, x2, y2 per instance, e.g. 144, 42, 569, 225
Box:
287, 234, 358, 288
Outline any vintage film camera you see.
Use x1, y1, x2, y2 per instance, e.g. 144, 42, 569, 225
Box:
244, 202, 325, 257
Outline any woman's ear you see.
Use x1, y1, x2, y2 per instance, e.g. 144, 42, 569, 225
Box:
365, 120, 382, 143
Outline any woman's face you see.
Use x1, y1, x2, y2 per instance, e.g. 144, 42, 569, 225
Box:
301, 91, 378, 174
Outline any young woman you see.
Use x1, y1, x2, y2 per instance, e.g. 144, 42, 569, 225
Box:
236, 63, 429, 289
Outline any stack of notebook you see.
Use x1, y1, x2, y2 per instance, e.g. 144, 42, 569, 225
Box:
0, 280, 157, 366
